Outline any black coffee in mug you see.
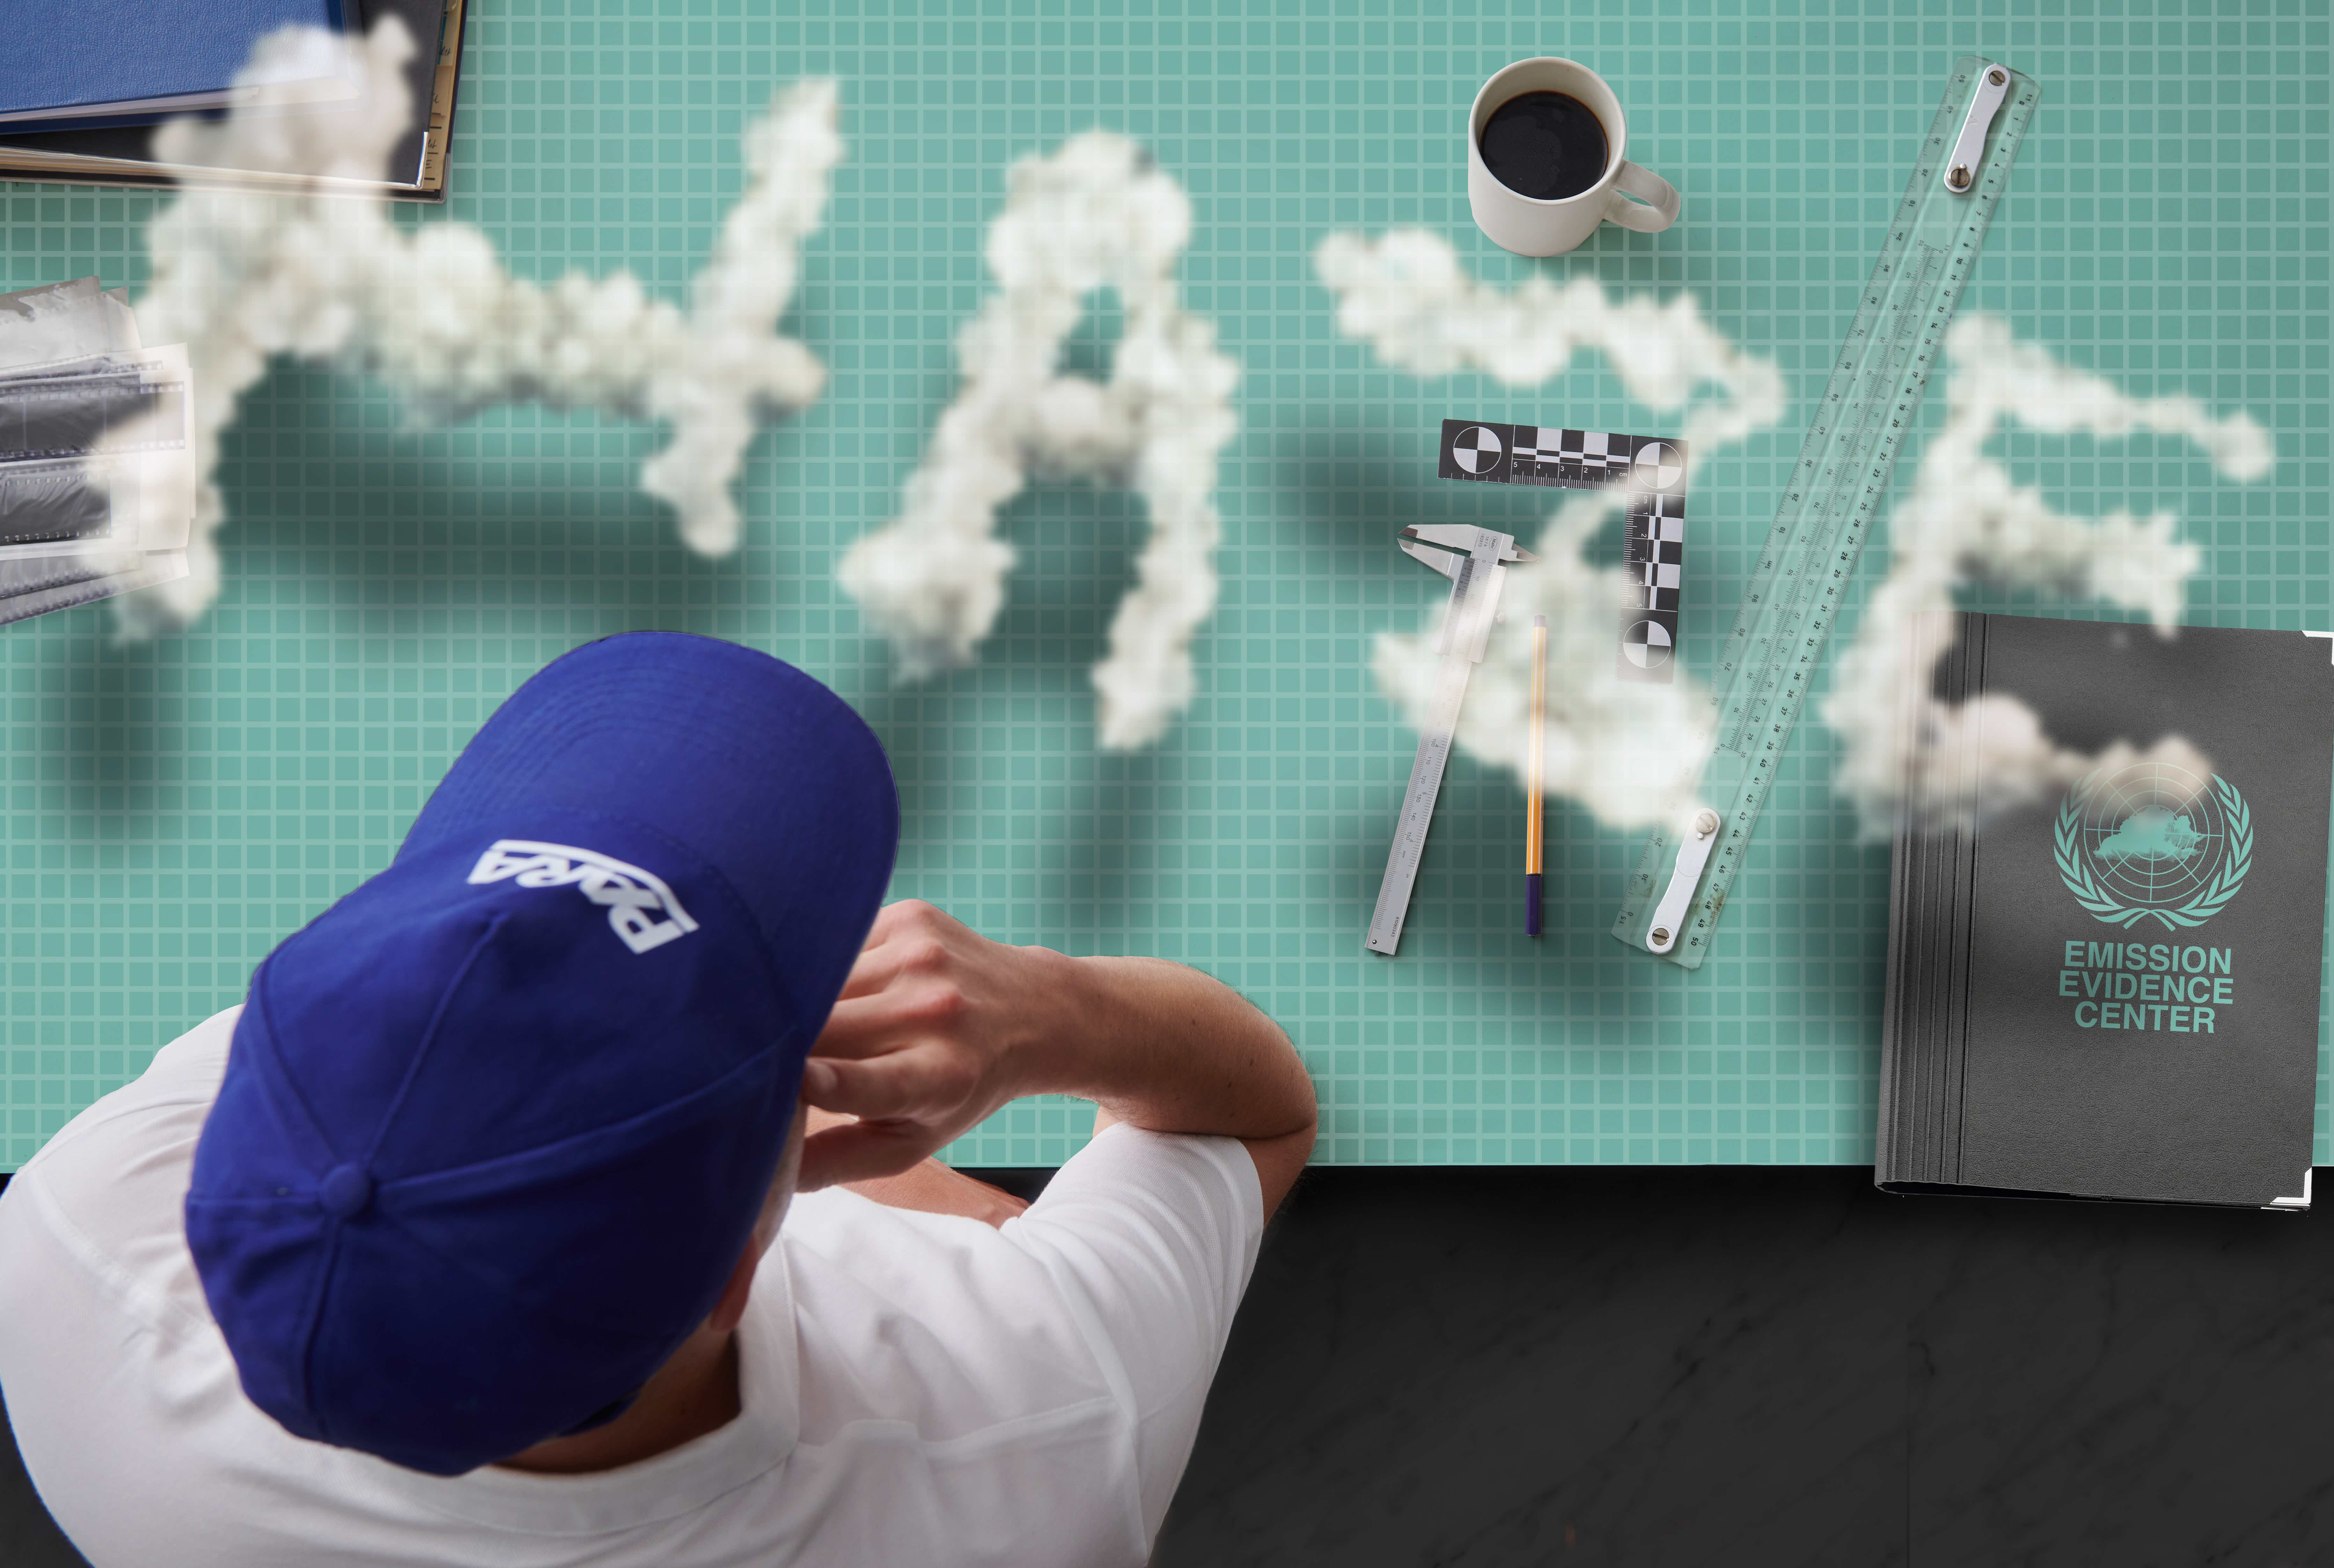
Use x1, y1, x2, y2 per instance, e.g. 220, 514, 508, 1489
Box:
1478, 90, 1609, 201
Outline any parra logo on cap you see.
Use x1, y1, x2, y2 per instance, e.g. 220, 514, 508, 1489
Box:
466, 840, 700, 954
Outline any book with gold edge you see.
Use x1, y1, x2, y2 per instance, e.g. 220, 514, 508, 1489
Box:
0, 0, 465, 201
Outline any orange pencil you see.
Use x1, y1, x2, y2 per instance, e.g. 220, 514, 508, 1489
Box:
1526, 614, 1546, 936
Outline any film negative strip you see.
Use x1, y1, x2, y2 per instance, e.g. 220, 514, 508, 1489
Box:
0, 365, 188, 464
0, 347, 194, 554
1436, 419, 1688, 683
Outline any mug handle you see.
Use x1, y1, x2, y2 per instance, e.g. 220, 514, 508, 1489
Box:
1605, 161, 1681, 233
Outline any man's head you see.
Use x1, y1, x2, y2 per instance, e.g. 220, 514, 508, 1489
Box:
183, 633, 898, 1476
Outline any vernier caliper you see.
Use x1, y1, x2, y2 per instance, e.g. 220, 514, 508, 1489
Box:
1365, 523, 1536, 955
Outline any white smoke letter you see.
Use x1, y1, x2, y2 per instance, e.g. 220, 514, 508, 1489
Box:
838, 133, 1239, 751
1315, 228, 1787, 830
1823, 314, 2275, 835
128, 18, 841, 632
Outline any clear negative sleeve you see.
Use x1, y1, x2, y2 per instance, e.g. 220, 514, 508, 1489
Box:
0, 346, 193, 554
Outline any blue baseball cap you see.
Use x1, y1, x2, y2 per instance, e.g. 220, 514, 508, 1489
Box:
184, 633, 898, 1476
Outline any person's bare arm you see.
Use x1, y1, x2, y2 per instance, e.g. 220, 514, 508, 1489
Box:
805, 1106, 1029, 1227
799, 901, 1318, 1215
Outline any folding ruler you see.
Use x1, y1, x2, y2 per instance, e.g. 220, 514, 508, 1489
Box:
1366, 523, 1536, 956
1612, 58, 2041, 968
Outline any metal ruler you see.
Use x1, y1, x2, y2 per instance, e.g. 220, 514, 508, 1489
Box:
1366, 523, 1535, 955
1612, 57, 2041, 968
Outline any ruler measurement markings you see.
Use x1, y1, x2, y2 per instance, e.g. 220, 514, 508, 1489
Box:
1675, 250, 1957, 960
1672, 218, 2010, 954
1714, 271, 1899, 744
1613, 61, 2036, 964
1736, 224, 1942, 750
1751, 340, 1885, 743
1367, 641, 1472, 953
1366, 525, 1530, 955
1632, 65, 1997, 909
1709, 72, 1968, 718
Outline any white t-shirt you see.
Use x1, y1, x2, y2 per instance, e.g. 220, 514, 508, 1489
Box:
0, 1007, 1264, 1568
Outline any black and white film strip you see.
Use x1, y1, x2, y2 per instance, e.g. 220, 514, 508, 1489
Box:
1436, 419, 1688, 683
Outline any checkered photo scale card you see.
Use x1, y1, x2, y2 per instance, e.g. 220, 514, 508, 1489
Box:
1437, 419, 1689, 683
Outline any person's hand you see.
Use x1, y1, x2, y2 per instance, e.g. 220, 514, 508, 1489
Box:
797, 901, 1073, 1191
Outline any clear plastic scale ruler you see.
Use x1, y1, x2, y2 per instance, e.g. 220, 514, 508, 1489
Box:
1612, 58, 2041, 969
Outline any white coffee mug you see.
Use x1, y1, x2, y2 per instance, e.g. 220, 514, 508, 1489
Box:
1467, 58, 1681, 256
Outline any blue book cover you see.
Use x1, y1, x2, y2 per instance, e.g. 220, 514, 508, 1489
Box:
0, 0, 349, 130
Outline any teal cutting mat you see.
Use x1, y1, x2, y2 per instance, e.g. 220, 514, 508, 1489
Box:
3, 0, 2326, 1170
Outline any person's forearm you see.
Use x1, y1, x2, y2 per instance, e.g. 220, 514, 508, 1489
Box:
1015, 953, 1316, 1143
798, 902, 1316, 1195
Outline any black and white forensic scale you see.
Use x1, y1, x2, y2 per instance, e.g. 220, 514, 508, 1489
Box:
1437, 419, 1688, 682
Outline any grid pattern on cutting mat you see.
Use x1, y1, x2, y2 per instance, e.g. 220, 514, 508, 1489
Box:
2, 0, 2326, 1169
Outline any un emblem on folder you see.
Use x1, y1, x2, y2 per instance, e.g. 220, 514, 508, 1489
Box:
2054, 762, 2252, 931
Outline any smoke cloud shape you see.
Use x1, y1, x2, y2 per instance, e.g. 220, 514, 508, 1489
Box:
1822, 313, 2276, 836
1316, 228, 1786, 457
1316, 228, 1787, 830
129, 19, 841, 632
1317, 232, 2275, 842
838, 133, 1239, 751
123, 33, 2275, 830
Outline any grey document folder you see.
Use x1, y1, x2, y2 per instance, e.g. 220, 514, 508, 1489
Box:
1876, 613, 2334, 1209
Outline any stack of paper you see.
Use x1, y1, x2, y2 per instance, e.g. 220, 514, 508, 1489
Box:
0, 278, 193, 626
